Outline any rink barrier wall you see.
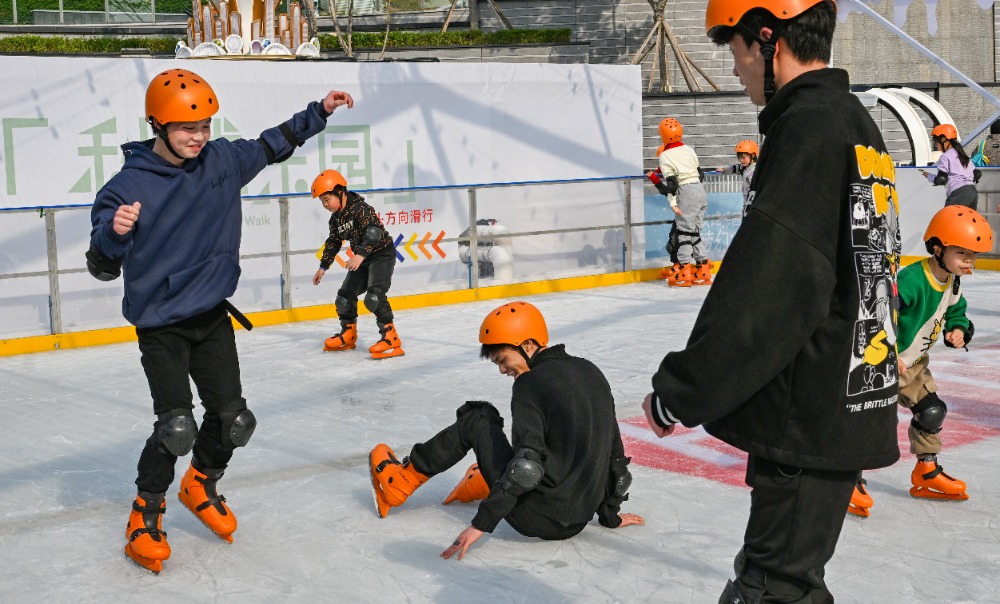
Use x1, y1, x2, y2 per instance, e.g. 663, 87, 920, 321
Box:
0, 266, 668, 356
3, 171, 998, 357
5, 255, 1000, 357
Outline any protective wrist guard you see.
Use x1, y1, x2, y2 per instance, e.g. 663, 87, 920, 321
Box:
85, 244, 122, 281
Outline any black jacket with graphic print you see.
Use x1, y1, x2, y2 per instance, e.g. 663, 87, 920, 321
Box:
319, 192, 394, 270
650, 69, 901, 472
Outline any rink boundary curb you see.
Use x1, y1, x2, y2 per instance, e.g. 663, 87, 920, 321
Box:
0, 267, 672, 357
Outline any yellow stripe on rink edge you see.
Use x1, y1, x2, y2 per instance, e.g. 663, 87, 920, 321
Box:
0, 267, 668, 357
5, 257, 997, 358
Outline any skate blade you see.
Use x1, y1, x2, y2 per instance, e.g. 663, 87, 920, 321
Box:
323, 344, 356, 351
847, 504, 870, 518
178, 494, 236, 543
124, 543, 163, 574
368, 450, 391, 518
371, 347, 405, 359
909, 486, 969, 501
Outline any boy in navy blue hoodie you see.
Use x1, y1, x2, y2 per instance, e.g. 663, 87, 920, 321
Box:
88, 68, 353, 574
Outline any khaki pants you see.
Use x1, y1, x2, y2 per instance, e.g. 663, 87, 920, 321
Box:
899, 355, 941, 455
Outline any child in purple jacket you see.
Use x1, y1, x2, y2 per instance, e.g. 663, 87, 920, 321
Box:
920, 123, 981, 210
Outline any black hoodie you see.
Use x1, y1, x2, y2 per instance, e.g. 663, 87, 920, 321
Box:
650, 69, 901, 472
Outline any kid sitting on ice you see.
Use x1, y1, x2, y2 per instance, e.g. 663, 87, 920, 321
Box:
311, 169, 404, 359
850, 205, 994, 517
367, 301, 643, 560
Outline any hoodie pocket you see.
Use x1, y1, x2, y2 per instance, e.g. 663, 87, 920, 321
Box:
153, 254, 240, 325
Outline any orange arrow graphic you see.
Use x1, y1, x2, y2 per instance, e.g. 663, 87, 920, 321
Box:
418, 232, 433, 259
404, 233, 419, 261
432, 231, 446, 258
334, 254, 345, 268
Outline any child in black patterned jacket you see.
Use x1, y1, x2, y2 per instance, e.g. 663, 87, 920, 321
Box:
311, 169, 403, 359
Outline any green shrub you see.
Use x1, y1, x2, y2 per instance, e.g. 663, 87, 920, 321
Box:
319, 28, 571, 50
0, 28, 571, 54
0, 34, 177, 53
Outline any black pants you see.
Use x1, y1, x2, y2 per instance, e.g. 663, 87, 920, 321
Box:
337, 250, 395, 326
407, 401, 585, 541
724, 455, 857, 603
134, 304, 246, 493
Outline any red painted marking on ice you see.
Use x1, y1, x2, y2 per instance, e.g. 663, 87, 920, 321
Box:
619, 415, 747, 487
621, 408, 1000, 488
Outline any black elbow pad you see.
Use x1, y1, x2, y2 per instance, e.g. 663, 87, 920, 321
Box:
85, 244, 122, 281
933, 170, 949, 186
664, 175, 679, 195
973, 168, 982, 184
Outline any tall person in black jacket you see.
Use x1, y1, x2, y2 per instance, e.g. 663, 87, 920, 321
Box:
369, 301, 643, 560
642, 1, 901, 601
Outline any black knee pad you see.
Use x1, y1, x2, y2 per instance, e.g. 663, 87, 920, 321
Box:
666, 223, 679, 263
911, 393, 947, 434
364, 288, 386, 313
155, 412, 198, 457
219, 408, 257, 448
334, 294, 353, 317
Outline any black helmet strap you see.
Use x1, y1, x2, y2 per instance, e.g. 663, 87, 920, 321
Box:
739, 23, 783, 104
149, 118, 188, 162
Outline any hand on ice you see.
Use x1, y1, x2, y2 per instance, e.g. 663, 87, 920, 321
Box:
441, 525, 484, 560
617, 513, 645, 527
113, 202, 141, 235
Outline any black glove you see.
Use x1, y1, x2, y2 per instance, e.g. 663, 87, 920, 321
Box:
85, 244, 122, 281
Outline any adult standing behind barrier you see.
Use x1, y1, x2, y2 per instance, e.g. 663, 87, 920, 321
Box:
640, 1, 901, 601
87, 68, 354, 574
920, 124, 981, 210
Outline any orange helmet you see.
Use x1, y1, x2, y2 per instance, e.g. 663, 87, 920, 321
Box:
924, 206, 993, 253
145, 69, 218, 125
705, 0, 832, 34
658, 118, 683, 144
311, 170, 348, 198
656, 143, 667, 156
479, 301, 548, 347
735, 139, 759, 155
931, 124, 958, 141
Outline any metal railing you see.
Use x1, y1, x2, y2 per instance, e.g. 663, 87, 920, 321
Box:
0, 175, 744, 339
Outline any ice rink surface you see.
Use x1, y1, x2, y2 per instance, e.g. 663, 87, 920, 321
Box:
1, 273, 999, 603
